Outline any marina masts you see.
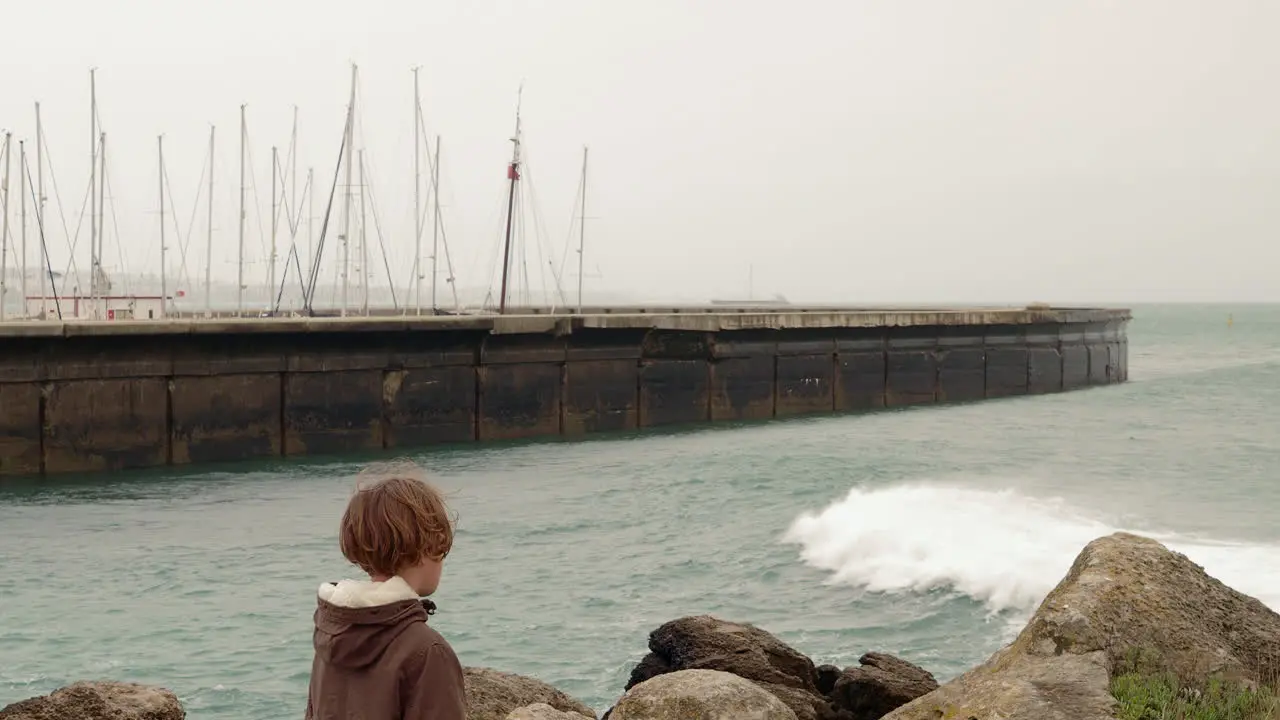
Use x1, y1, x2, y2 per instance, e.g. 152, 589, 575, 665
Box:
237, 104, 246, 314
1, 132, 11, 321
158, 135, 166, 318
20, 140, 27, 315
205, 125, 215, 317
498, 91, 523, 315
340, 64, 357, 317
413, 66, 422, 316
270, 145, 278, 309
36, 102, 46, 319
577, 146, 587, 314
431, 135, 440, 314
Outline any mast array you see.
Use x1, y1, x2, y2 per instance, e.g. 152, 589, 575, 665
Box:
0, 66, 588, 322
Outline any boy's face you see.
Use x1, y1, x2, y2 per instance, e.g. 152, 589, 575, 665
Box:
401, 555, 444, 597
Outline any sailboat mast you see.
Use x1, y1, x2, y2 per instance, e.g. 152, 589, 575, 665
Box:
159, 135, 167, 318
89, 69, 97, 308
291, 106, 298, 230
270, 145, 278, 311
205, 125, 215, 317
1, 133, 10, 322
413, 66, 422, 316
36, 102, 46, 318
432, 135, 440, 315
307, 167, 314, 281
97, 131, 106, 315
498, 92, 522, 315
359, 148, 368, 316
237, 104, 246, 315
577, 146, 587, 314
20, 140, 27, 315
340, 64, 357, 317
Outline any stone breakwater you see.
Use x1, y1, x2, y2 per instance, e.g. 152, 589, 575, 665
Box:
8, 532, 1272, 720
0, 306, 1129, 478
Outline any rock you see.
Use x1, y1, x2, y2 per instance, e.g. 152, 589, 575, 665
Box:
884, 532, 1280, 720
624, 615, 821, 719
814, 665, 842, 696
609, 669, 798, 720
506, 703, 593, 719
829, 653, 937, 720
0, 681, 184, 720
465, 667, 597, 720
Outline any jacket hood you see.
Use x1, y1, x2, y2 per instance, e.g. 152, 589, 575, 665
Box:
313, 576, 430, 670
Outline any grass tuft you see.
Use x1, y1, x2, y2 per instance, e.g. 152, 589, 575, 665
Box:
1111, 672, 1280, 720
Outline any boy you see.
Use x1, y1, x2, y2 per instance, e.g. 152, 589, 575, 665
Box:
306, 472, 465, 719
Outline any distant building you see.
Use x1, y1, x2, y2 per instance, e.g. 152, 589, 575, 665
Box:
25, 294, 170, 321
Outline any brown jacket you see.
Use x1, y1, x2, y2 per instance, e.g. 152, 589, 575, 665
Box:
306, 578, 465, 720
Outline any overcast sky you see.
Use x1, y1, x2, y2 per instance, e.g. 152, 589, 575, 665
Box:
1, 0, 1277, 306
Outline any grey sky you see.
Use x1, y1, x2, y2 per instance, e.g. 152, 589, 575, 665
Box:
1, 0, 1277, 306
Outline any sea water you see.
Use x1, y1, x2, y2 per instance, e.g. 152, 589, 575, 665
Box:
2, 303, 1279, 718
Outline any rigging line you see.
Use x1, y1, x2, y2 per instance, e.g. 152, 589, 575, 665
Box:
412, 114, 462, 311
243, 130, 270, 285
432, 168, 461, 311
163, 148, 202, 295
521, 157, 567, 308
23, 154, 61, 319
41, 131, 89, 294
302, 113, 349, 313
270, 164, 313, 312
102, 160, 132, 295
273, 151, 302, 238
357, 152, 400, 310
556, 161, 586, 283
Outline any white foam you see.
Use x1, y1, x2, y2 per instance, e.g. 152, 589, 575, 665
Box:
782, 483, 1280, 617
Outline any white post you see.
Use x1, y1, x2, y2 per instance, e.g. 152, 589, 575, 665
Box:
1, 132, 10, 321
206, 125, 215, 317
237, 104, 246, 315
159, 135, 167, 318
577, 146, 587, 314
270, 145, 277, 311
20, 140, 27, 317
431, 136, 440, 315
36, 103, 46, 318
340, 64, 356, 317
413, 66, 422, 316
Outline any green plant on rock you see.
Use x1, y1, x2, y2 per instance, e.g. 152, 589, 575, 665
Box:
1111, 671, 1280, 720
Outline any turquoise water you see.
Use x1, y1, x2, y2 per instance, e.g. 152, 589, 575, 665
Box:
3, 304, 1280, 717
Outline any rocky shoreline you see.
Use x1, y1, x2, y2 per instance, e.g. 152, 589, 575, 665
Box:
5, 532, 1280, 720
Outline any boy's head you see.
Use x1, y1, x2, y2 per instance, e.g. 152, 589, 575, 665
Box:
339, 467, 454, 597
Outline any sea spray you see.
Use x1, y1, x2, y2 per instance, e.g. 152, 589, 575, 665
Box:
782, 482, 1280, 618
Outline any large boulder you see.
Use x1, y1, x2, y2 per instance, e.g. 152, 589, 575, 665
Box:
620, 615, 933, 720
884, 532, 1280, 720
624, 615, 824, 719
609, 669, 797, 720
506, 703, 593, 719
465, 667, 597, 720
0, 681, 184, 720
830, 653, 938, 720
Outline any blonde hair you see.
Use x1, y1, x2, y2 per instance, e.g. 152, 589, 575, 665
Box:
339, 463, 454, 577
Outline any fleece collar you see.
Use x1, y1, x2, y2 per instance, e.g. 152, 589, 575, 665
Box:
318, 575, 419, 609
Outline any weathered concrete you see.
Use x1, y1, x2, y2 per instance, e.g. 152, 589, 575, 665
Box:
0, 306, 1130, 478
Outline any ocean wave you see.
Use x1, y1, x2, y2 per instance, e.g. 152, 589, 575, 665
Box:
781, 482, 1280, 618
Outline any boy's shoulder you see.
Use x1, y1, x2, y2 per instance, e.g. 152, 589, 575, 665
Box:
400, 621, 458, 664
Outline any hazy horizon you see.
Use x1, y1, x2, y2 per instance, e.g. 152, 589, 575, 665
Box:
2, 1, 1278, 307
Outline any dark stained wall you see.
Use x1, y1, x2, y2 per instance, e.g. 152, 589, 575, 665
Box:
0, 319, 1129, 479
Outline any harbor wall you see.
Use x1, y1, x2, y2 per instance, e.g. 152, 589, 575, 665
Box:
0, 308, 1130, 478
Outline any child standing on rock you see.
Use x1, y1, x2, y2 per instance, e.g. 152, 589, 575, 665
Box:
305, 468, 465, 720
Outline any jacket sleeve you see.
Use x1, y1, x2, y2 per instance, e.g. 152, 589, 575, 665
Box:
403, 640, 466, 720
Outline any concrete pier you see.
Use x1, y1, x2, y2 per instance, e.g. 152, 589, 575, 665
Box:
0, 306, 1130, 478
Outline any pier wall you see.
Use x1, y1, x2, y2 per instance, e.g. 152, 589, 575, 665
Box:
0, 308, 1130, 478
